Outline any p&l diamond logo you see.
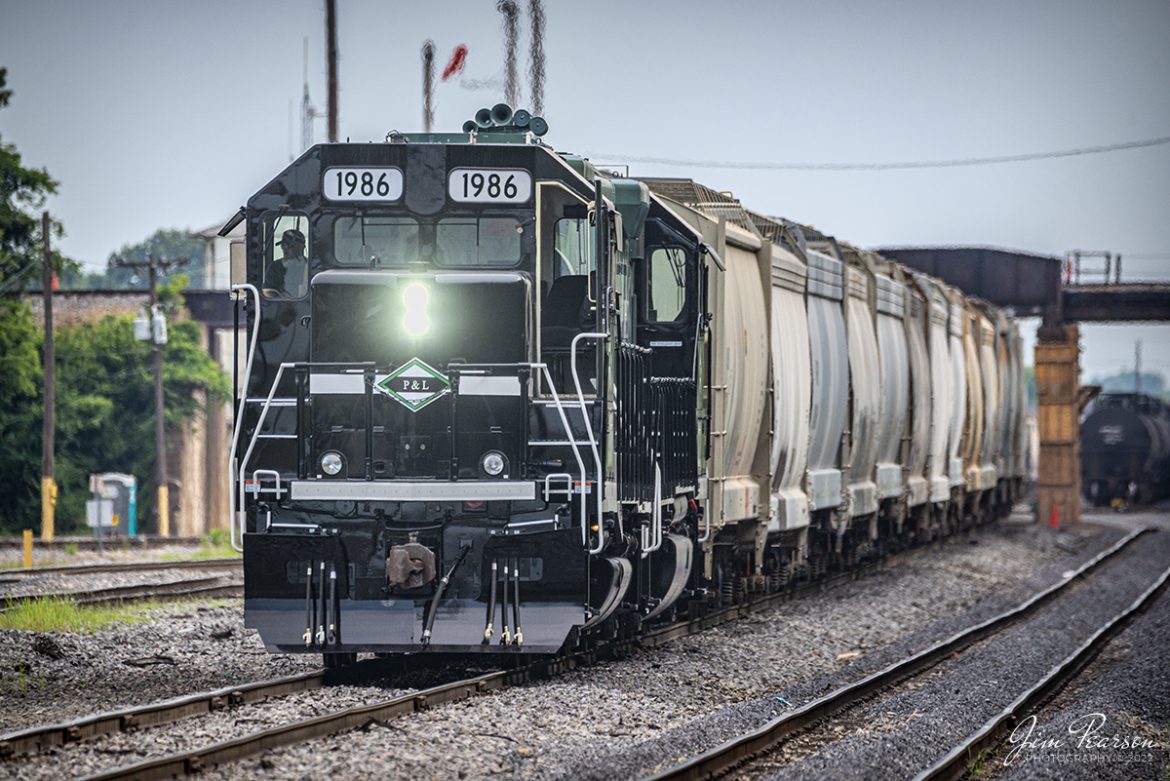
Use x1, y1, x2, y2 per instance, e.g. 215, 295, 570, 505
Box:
375, 357, 450, 412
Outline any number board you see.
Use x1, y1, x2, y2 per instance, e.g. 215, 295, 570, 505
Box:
323, 167, 404, 202
448, 168, 532, 204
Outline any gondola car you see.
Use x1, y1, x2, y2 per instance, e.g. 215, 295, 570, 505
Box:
224, 106, 1028, 665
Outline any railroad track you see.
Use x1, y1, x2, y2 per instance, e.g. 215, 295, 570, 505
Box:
0, 526, 1149, 781
4, 557, 241, 577
642, 526, 1165, 781
1, 575, 243, 613
0, 536, 204, 551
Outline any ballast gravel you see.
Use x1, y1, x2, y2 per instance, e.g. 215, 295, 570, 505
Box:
0, 601, 316, 732
0, 565, 241, 600
736, 516, 1170, 781
987, 511, 1170, 781
174, 516, 1132, 781
1, 514, 1153, 781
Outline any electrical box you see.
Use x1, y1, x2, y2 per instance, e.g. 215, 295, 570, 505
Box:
87, 473, 138, 536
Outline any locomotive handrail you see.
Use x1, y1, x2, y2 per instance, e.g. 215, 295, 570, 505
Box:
571, 332, 610, 554
235, 354, 606, 553
234, 358, 379, 550
237, 361, 296, 551
642, 462, 664, 558
530, 361, 598, 553
228, 284, 260, 553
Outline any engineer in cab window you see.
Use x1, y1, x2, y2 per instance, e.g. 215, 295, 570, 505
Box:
264, 229, 308, 298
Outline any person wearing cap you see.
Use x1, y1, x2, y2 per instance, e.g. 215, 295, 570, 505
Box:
264, 228, 308, 298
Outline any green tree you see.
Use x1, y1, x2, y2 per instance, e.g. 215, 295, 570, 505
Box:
67, 228, 207, 289
0, 299, 43, 529
0, 67, 73, 291
7, 277, 230, 532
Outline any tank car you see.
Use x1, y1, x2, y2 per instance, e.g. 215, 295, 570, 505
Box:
1081, 393, 1170, 507
224, 106, 1027, 665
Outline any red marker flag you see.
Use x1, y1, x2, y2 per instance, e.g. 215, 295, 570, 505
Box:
441, 45, 468, 81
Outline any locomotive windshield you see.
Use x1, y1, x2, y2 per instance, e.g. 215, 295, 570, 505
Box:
333, 215, 419, 266
331, 213, 527, 268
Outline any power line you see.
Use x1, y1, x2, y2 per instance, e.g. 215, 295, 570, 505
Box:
582, 134, 1170, 172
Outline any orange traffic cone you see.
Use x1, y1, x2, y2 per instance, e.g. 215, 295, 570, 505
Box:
1048, 503, 1060, 529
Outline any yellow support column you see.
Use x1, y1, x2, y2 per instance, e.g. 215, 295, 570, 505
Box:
157, 484, 170, 537
40, 477, 56, 542
23, 529, 33, 568
1035, 324, 1082, 527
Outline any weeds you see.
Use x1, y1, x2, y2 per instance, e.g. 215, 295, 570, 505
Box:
160, 529, 239, 562
0, 596, 161, 634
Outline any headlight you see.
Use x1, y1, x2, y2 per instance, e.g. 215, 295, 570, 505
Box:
402, 282, 430, 337
480, 451, 506, 477
320, 451, 344, 476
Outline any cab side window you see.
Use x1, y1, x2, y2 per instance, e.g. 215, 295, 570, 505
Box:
264, 214, 310, 299
645, 246, 687, 323
552, 217, 594, 281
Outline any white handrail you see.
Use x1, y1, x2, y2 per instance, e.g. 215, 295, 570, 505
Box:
228, 284, 260, 553
236, 362, 296, 553
535, 363, 593, 551
570, 332, 609, 554
642, 462, 664, 557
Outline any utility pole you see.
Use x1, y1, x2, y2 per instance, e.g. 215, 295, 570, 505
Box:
116, 254, 180, 536
40, 212, 56, 542
326, 0, 338, 142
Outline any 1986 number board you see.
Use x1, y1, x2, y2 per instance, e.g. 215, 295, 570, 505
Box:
448, 168, 532, 204
323, 167, 404, 202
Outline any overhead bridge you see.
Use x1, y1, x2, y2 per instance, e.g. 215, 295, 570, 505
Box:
878, 246, 1170, 528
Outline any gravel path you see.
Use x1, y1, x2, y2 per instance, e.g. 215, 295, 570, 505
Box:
168, 517, 1128, 781
733, 520, 1170, 780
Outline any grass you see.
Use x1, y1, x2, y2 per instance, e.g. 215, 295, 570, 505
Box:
0, 595, 239, 635
160, 529, 240, 561
0, 596, 162, 634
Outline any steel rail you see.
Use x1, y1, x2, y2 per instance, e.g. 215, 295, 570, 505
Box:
913, 562, 1170, 781
4, 557, 241, 577
0, 536, 204, 550
641, 526, 1153, 781
1, 576, 242, 613
78, 671, 515, 781
0, 670, 325, 759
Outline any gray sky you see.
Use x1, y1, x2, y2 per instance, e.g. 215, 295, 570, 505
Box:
2, 0, 1168, 380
